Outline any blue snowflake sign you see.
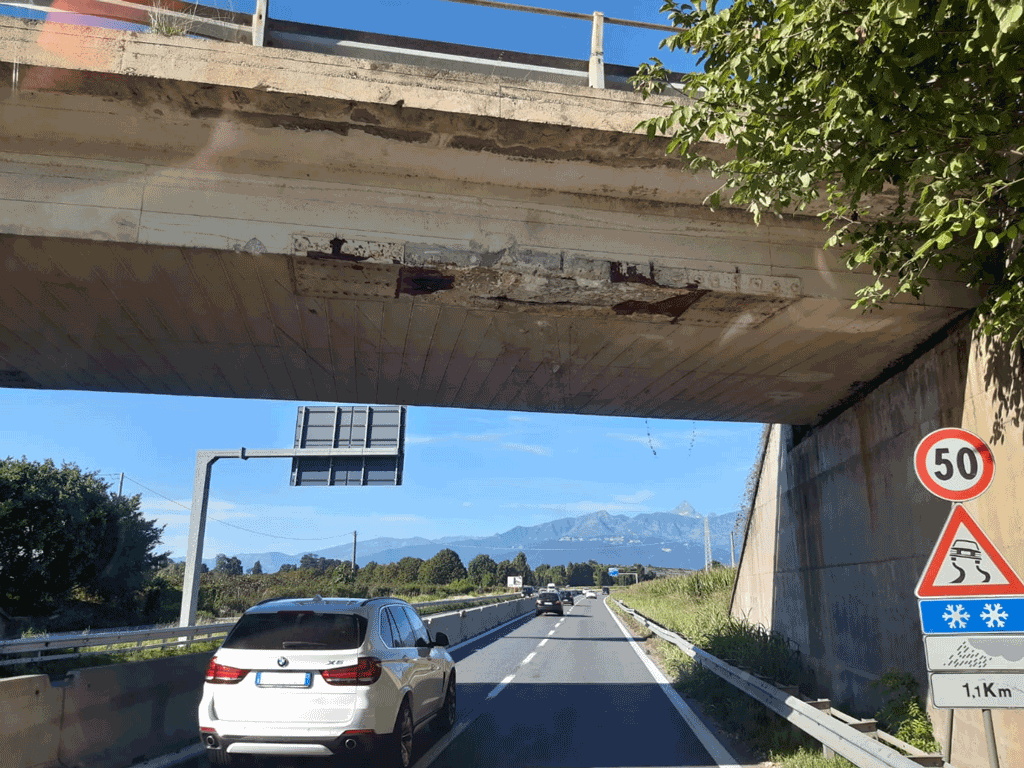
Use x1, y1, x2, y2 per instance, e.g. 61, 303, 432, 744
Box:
920, 598, 1024, 634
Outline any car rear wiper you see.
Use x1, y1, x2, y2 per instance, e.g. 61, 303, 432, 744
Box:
281, 641, 328, 648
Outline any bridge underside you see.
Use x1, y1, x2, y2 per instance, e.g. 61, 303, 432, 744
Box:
0, 19, 975, 423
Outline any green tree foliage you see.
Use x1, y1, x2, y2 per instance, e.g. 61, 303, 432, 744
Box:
511, 551, 534, 585
299, 553, 343, 573
279, 563, 297, 572
633, 0, 1024, 340
419, 549, 468, 585
395, 557, 425, 583
0, 457, 168, 610
468, 553, 498, 586
249, 560, 263, 575
495, 559, 514, 584
566, 562, 595, 586
215, 554, 243, 576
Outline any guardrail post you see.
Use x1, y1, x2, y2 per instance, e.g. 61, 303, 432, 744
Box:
252, 0, 268, 45
588, 11, 604, 88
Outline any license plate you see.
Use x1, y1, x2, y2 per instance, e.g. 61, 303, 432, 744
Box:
255, 671, 312, 688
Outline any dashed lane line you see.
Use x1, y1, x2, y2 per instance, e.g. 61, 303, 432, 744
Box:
485, 673, 516, 700
539, 638, 548, 646
522, 651, 536, 664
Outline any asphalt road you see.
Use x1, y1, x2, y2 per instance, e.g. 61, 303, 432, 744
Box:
187, 598, 731, 768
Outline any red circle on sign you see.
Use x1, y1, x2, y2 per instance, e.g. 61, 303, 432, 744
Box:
914, 428, 995, 501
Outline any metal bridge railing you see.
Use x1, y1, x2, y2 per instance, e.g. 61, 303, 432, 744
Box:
0, 0, 680, 89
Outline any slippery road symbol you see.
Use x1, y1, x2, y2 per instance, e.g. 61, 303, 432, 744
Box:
948, 538, 991, 584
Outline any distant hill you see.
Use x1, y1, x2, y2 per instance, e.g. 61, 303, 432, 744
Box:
189, 501, 741, 573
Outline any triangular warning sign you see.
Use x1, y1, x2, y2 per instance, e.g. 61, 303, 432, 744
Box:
916, 505, 1024, 597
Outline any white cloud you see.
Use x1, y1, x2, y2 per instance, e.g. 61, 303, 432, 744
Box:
380, 514, 428, 523
500, 442, 552, 456
462, 502, 473, 507
508, 416, 528, 422
606, 432, 665, 449
615, 490, 655, 504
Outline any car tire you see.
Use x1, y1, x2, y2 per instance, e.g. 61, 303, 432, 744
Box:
536, 611, 542, 616
391, 699, 414, 768
435, 673, 457, 733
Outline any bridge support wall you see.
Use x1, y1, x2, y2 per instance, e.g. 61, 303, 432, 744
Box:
732, 320, 1024, 768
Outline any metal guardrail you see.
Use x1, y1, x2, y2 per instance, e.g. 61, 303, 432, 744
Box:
0, 0, 682, 90
0, 593, 520, 667
612, 598, 947, 768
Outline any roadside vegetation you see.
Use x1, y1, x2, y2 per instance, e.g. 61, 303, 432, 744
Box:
611, 568, 938, 768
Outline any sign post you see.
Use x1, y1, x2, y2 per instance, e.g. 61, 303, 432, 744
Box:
913, 428, 1012, 768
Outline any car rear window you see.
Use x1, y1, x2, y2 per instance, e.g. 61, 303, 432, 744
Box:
222, 610, 367, 650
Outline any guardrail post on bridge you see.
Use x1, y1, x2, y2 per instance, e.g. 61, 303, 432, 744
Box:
588, 11, 604, 88
252, 0, 267, 45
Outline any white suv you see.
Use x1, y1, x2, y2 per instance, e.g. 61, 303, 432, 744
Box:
198, 595, 456, 767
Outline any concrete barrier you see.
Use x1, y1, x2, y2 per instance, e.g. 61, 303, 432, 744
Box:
1, 597, 536, 768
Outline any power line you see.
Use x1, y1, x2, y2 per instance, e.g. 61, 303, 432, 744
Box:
117, 474, 356, 542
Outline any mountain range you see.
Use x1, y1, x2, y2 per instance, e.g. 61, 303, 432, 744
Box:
194, 502, 742, 573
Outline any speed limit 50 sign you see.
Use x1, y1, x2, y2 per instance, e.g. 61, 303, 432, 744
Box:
914, 428, 995, 501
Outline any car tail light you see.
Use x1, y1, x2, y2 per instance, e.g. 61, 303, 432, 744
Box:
205, 657, 249, 684
321, 657, 382, 686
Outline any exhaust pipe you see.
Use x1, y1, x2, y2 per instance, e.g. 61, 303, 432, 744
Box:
344, 738, 358, 750
205, 735, 219, 748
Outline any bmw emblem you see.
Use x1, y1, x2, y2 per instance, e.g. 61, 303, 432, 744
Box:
277, 657, 289, 668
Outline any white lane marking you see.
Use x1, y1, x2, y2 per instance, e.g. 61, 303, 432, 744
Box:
539, 638, 548, 646
485, 673, 516, 700
547, 629, 556, 636
606, 602, 740, 768
522, 651, 536, 664
447, 608, 533, 652
410, 712, 480, 768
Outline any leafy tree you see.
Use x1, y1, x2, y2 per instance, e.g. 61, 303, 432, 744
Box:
395, 557, 425, 583
215, 554, 243, 576
511, 551, 534, 585
468, 553, 498, 586
279, 563, 297, 573
567, 562, 595, 586
633, 0, 1024, 341
249, 560, 263, 575
495, 559, 514, 585
0, 457, 168, 610
420, 549, 468, 585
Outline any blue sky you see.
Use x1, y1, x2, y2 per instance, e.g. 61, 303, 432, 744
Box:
0, 0, 745, 562
0, 390, 764, 559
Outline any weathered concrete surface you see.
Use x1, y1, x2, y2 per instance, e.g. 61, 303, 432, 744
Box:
732, 321, 1024, 767
0, 17, 980, 423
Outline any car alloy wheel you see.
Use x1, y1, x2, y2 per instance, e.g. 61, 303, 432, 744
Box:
394, 700, 414, 768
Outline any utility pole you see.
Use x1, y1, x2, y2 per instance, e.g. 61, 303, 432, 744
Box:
730, 530, 735, 568
351, 530, 357, 573
704, 515, 712, 572
117, 472, 124, 497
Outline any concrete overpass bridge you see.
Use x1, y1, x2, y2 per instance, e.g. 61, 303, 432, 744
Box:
0, 12, 976, 426
1, 9, 1020, 767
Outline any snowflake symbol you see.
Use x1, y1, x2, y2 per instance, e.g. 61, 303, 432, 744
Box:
981, 603, 1008, 628
943, 604, 971, 629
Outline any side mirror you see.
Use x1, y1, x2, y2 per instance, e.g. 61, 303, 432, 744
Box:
415, 637, 429, 648
432, 632, 449, 647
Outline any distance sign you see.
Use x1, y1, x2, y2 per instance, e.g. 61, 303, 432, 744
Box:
914, 428, 995, 501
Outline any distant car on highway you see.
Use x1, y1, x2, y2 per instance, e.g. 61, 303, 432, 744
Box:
602, 587, 610, 595
535, 590, 563, 616
198, 595, 455, 768
585, 590, 596, 599
521, 586, 535, 596
559, 590, 575, 606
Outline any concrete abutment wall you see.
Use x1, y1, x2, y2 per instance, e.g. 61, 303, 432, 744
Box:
733, 320, 1024, 768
